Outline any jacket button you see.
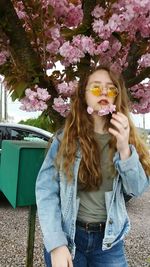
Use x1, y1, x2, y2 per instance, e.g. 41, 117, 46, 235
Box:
109, 219, 113, 224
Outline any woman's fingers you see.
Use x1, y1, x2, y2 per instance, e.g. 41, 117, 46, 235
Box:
108, 127, 121, 137
110, 118, 125, 133
68, 257, 73, 267
111, 112, 129, 132
112, 112, 129, 127
51, 245, 73, 267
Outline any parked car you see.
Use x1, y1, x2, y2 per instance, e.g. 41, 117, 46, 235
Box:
0, 122, 52, 148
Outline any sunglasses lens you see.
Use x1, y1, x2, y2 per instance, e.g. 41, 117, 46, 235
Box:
89, 85, 118, 97
107, 87, 118, 97
90, 86, 102, 96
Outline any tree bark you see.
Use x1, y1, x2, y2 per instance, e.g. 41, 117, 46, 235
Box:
82, 0, 97, 26
126, 67, 150, 88
122, 33, 150, 87
0, 0, 42, 80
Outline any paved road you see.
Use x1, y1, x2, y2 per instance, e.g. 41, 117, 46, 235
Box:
0, 188, 150, 267
125, 188, 150, 267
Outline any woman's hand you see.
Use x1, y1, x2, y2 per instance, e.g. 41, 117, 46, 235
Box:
108, 112, 131, 160
51, 245, 73, 267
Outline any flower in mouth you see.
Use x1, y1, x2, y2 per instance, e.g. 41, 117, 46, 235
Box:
98, 103, 116, 116
87, 104, 116, 116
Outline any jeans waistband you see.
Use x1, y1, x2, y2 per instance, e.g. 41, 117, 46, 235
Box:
76, 220, 106, 232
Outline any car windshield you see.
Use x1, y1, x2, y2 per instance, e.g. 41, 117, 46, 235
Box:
0, 125, 50, 148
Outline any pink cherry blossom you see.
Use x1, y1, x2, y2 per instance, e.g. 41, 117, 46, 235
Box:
72, 35, 95, 56
36, 86, 51, 101
92, 19, 104, 35
87, 106, 94, 114
59, 41, 84, 65
98, 104, 116, 116
20, 98, 48, 112
108, 14, 121, 32
52, 96, 70, 117
0, 51, 8, 65
95, 40, 109, 54
57, 80, 78, 96
91, 5, 104, 19
14, 1, 27, 20
16, 11, 27, 20
110, 61, 123, 74
65, 4, 83, 27
59, 41, 72, 58
130, 81, 150, 113
20, 85, 51, 111
25, 88, 37, 101
46, 40, 61, 54
50, 26, 60, 40
111, 40, 122, 54
138, 53, 150, 68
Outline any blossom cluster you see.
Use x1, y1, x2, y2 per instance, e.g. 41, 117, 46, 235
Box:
20, 85, 51, 112
87, 104, 116, 116
41, 0, 83, 27
59, 35, 126, 71
0, 0, 150, 116
57, 80, 78, 96
58, 0, 150, 68
130, 81, 150, 113
52, 96, 70, 117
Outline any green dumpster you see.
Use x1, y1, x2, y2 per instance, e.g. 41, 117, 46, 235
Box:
0, 140, 48, 266
0, 140, 47, 208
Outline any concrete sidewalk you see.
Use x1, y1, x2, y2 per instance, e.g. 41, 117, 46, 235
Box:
0, 189, 150, 267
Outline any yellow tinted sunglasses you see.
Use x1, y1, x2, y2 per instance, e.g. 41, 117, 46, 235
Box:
89, 85, 119, 98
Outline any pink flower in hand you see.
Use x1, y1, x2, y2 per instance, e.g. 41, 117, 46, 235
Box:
87, 106, 94, 114
98, 104, 116, 116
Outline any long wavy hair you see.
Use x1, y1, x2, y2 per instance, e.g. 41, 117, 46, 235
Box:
56, 66, 150, 191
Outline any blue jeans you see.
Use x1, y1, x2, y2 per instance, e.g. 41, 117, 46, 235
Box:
44, 225, 128, 267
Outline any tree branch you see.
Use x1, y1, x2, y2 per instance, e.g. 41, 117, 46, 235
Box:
0, 0, 42, 79
82, 0, 97, 26
122, 32, 149, 83
126, 67, 150, 88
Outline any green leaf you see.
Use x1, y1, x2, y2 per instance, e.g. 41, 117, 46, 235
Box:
10, 90, 19, 101
14, 81, 28, 98
61, 25, 90, 39
48, 5, 54, 16
33, 77, 40, 84
146, 257, 150, 263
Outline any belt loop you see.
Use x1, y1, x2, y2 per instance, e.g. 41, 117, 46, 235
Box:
86, 222, 89, 231
99, 223, 102, 231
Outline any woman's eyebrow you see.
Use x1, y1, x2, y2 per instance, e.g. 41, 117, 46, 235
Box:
88, 81, 114, 85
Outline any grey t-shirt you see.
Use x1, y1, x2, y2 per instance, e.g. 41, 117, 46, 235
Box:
77, 132, 114, 222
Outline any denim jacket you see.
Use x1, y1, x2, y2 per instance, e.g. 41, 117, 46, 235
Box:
36, 132, 150, 259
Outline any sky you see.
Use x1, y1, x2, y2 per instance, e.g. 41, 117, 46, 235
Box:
7, 96, 150, 129
7, 97, 41, 122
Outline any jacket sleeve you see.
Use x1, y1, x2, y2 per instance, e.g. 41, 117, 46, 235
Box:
35, 136, 68, 253
113, 145, 150, 197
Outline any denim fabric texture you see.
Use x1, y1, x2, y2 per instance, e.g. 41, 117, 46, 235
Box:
44, 225, 128, 267
36, 132, 150, 258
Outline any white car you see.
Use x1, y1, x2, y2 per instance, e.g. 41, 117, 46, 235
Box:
0, 122, 52, 147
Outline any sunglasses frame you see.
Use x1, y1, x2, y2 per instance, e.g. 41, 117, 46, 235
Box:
88, 85, 119, 98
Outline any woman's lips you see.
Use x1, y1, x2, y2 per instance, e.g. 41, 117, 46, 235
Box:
98, 99, 109, 105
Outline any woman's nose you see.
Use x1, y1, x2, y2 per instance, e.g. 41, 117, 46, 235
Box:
101, 86, 107, 95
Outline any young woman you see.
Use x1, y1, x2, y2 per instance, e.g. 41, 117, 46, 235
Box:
36, 66, 150, 267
